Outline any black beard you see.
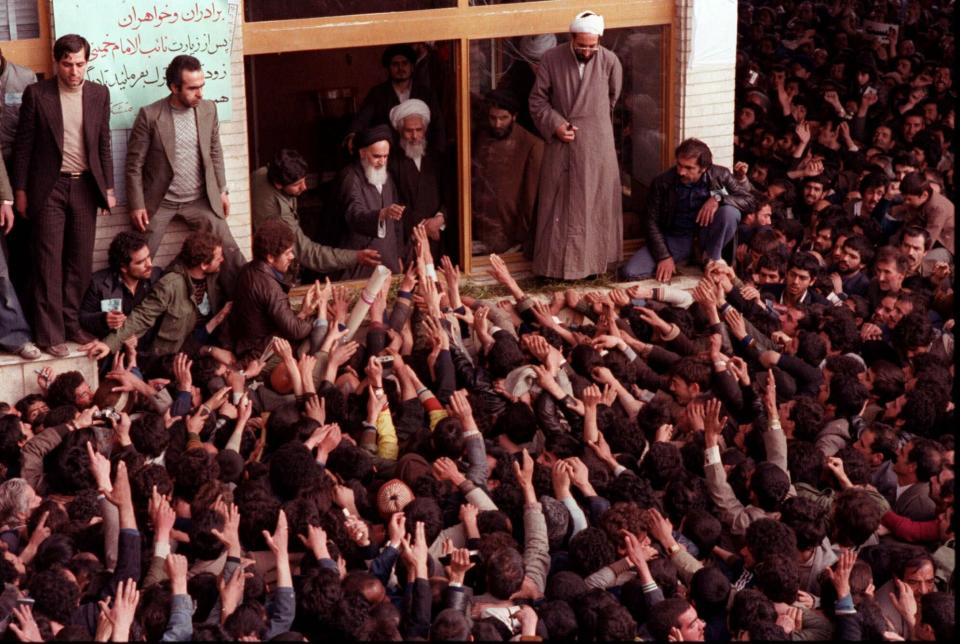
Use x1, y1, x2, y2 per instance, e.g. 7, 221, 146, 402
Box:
575, 51, 594, 63
489, 123, 513, 140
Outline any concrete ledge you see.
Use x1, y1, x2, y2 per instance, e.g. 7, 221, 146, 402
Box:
0, 343, 100, 405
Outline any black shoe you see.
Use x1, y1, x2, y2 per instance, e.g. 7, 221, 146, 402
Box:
42, 343, 70, 358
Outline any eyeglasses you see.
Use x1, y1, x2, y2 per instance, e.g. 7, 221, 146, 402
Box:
573, 45, 600, 53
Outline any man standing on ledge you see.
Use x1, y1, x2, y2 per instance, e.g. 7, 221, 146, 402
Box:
13, 34, 115, 357
528, 10, 622, 280
621, 138, 755, 282
125, 54, 245, 295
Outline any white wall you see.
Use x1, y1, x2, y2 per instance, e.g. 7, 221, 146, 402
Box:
674, 0, 738, 169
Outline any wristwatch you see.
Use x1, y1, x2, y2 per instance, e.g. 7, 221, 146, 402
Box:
667, 543, 682, 556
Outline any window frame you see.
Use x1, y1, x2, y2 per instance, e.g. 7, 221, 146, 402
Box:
1, 0, 52, 73
243, 0, 677, 275
6, 1, 678, 278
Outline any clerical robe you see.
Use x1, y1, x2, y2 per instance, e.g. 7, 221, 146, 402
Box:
338, 162, 404, 279
472, 123, 544, 254
528, 43, 623, 279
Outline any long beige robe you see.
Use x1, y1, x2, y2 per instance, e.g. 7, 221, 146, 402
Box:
529, 43, 623, 279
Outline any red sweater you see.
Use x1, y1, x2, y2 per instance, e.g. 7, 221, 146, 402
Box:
881, 510, 939, 543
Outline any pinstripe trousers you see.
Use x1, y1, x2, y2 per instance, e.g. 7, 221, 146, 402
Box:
31, 174, 99, 346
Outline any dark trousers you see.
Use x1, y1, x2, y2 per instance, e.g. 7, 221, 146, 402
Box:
4, 157, 34, 325
32, 175, 99, 346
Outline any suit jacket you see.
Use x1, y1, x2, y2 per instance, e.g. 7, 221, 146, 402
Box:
12, 78, 113, 212
916, 192, 954, 254
890, 481, 938, 522
125, 97, 226, 216
644, 165, 756, 262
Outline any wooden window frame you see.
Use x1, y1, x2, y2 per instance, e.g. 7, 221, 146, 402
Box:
7, 1, 677, 278
243, 0, 677, 277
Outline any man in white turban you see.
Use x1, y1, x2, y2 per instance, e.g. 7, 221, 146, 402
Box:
388, 99, 448, 258
527, 11, 623, 279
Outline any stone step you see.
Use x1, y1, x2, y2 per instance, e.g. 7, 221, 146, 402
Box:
0, 344, 100, 405
0, 271, 702, 405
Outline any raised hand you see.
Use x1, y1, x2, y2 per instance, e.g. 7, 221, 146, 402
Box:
9, 603, 42, 643
87, 441, 113, 493
432, 457, 466, 486
298, 524, 330, 560
210, 501, 242, 557
703, 398, 723, 447
105, 578, 140, 642
551, 460, 572, 499
580, 383, 602, 409
722, 305, 748, 339
823, 548, 856, 599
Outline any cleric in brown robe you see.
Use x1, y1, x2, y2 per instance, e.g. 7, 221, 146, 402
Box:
528, 10, 623, 280
338, 125, 404, 279
472, 89, 544, 256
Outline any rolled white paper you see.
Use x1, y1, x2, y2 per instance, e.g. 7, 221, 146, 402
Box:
342, 264, 392, 343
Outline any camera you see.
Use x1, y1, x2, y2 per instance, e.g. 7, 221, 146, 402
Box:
93, 408, 121, 422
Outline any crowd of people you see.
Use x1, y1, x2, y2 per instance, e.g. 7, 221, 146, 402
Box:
0, 0, 956, 641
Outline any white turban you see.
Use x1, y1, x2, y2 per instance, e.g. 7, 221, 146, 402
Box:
389, 99, 431, 132
518, 34, 557, 63
569, 10, 604, 35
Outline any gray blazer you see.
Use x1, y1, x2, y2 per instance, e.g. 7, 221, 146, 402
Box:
892, 482, 937, 522
125, 97, 226, 216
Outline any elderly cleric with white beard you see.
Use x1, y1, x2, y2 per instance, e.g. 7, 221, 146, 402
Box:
388, 98, 448, 259
338, 124, 405, 278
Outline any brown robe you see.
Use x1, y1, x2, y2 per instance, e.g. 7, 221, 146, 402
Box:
472, 123, 544, 254
529, 43, 623, 279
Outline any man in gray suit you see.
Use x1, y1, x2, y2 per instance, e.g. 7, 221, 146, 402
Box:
888, 437, 942, 521
125, 55, 243, 293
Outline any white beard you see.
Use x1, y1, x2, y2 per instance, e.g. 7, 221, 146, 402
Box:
400, 138, 426, 170
361, 160, 388, 191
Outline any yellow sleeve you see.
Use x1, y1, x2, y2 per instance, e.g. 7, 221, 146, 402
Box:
375, 409, 399, 461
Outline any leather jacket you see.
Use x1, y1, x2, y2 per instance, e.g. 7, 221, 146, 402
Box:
645, 164, 756, 262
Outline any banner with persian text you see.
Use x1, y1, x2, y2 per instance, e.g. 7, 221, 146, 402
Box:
52, 0, 234, 129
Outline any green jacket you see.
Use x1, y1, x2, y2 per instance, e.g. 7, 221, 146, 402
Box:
103, 262, 220, 355
249, 166, 357, 274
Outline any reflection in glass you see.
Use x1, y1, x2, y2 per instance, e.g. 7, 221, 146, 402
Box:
469, 27, 666, 259
245, 42, 458, 282
245, 0, 456, 22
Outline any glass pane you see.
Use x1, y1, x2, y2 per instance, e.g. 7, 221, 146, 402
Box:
245, 42, 459, 283
245, 0, 455, 22
468, 26, 666, 260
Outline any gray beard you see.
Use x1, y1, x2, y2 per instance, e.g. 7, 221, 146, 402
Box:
400, 138, 427, 163
361, 160, 388, 189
